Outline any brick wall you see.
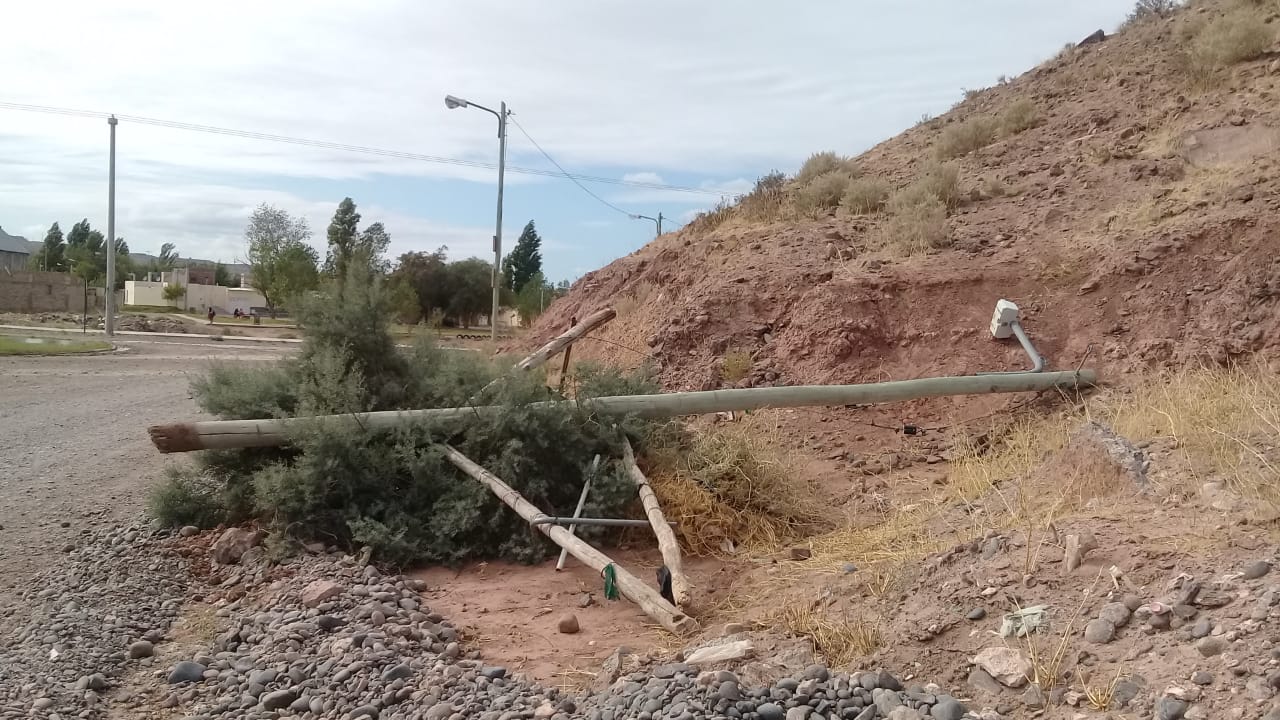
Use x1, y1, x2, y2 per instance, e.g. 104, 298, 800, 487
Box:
0, 270, 103, 313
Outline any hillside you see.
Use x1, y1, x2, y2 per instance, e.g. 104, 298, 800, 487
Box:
530, 0, 1280, 396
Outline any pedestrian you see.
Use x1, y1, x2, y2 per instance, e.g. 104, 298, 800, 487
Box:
207, 307, 216, 325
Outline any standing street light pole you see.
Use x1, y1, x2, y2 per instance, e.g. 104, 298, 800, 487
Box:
445, 94, 509, 342
630, 212, 665, 238
105, 115, 118, 337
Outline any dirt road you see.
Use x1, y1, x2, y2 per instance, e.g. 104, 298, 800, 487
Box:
0, 336, 288, 604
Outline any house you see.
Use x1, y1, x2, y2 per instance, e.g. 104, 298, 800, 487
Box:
124, 267, 267, 314
0, 227, 31, 273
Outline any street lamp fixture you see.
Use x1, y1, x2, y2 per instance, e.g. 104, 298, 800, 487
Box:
446, 93, 509, 342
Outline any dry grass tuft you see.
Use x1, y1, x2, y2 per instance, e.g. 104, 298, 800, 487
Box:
935, 115, 999, 159
1000, 99, 1041, 137
773, 603, 881, 666
796, 171, 856, 215
687, 199, 736, 235
796, 152, 860, 185
1183, 8, 1273, 84
840, 177, 892, 215
876, 193, 949, 255
721, 350, 753, 382
1105, 363, 1280, 508
613, 281, 655, 320
738, 171, 789, 223
647, 421, 832, 555
1084, 666, 1127, 711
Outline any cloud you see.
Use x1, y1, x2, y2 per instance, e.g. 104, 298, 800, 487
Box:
621, 172, 666, 185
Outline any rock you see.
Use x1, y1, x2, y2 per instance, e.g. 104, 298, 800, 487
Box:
931, 699, 966, 720
316, 614, 346, 631
685, 640, 754, 665
558, 613, 580, 634
1156, 696, 1189, 720
350, 704, 380, 719
382, 663, 413, 682
786, 707, 811, 720
789, 546, 812, 561
32, 698, 54, 710
888, 708, 925, 720
1078, 29, 1106, 46
1248, 676, 1276, 701
1084, 618, 1116, 644
1190, 618, 1212, 639
973, 647, 1032, 688
1099, 602, 1132, 626
874, 689, 903, 716
757, 703, 785, 720
1184, 705, 1209, 720
209, 527, 263, 564
1228, 185, 1256, 204
76, 673, 108, 692
301, 579, 343, 608
261, 689, 297, 710
1228, 114, 1247, 127
178, 525, 199, 537
1063, 530, 1098, 573
1195, 636, 1227, 657
1244, 561, 1272, 580
167, 661, 206, 684
1113, 679, 1142, 707
967, 608, 987, 621
877, 670, 903, 691
128, 640, 154, 659
1022, 684, 1046, 709
968, 667, 1004, 695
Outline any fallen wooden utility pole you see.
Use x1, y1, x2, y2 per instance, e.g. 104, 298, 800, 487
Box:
148, 369, 1097, 453
441, 444, 697, 635
622, 438, 691, 608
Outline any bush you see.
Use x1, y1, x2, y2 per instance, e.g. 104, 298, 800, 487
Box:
173, 266, 679, 566
1189, 10, 1273, 68
879, 193, 949, 255
148, 467, 228, 528
840, 177, 892, 215
894, 161, 962, 210
1000, 99, 1041, 136
721, 350, 753, 382
934, 116, 998, 159
1126, 0, 1181, 25
796, 171, 854, 214
795, 152, 860, 185
739, 171, 789, 222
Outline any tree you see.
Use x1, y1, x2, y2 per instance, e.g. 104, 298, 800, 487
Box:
245, 204, 320, 315
158, 242, 179, 270
214, 262, 236, 287
162, 282, 186, 306
502, 220, 543, 293
31, 222, 67, 272
324, 197, 362, 278
63, 219, 128, 287
393, 247, 450, 321
446, 258, 493, 328
386, 274, 421, 325
356, 222, 391, 274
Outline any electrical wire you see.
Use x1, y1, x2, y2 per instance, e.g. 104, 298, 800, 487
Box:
0, 100, 739, 196
508, 117, 635, 217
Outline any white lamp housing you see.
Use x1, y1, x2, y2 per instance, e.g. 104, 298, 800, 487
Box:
990, 299, 1020, 339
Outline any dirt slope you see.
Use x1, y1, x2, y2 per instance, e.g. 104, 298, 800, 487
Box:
528, 1, 1280, 393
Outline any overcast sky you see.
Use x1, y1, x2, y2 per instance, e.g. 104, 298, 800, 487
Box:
0, 1, 1129, 280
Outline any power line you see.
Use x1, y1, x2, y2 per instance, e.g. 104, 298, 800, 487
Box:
508, 117, 634, 217
0, 100, 739, 197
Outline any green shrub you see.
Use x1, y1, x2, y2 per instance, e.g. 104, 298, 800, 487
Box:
840, 177, 892, 215
796, 171, 854, 214
1189, 10, 1273, 68
795, 152, 860, 185
1000, 99, 1041, 136
192, 363, 300, 420
894, 161, 962, 210
934, 116, 998, 159
1126, 0, 1181, 26
148, 467, 228, 528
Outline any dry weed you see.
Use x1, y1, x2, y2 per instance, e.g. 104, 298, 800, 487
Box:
795, 152, 860, 185
796, 171, 855, 215
935, 115, 998, 159
840, 177, 892, 215
876, 194, 949, 256
613, 281, 655, 320
1190, 9, 1273, 68
1105, 363, 1280, 508
1083, 666, 1127, 710
721, 350, 753, 382
647, 421, 831, 555
738, 171, 790, 224
1000, 99, 1041, 137
773, 603, 881, 666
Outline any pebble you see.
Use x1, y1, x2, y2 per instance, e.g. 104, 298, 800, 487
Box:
1099, 602, 1132, 626
1191, 671, 1214, 685
1157, 696, 1189, 720
931, 699, 966, 720
1245, 561, 1272, 580
966, 608, 987, 621
1084, 618, 1116, 644
558, 613, 581, 634
167, 661, 207, 684
1196, 636, 1227, 657
128, 640, 155, 659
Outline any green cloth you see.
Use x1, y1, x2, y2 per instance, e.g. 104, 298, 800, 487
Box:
603, 563, 619, 601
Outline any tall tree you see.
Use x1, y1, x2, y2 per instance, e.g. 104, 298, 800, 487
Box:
324, 197, 362, 278
63, 219, 126, 286
157, 242, 179, 270
446, 258, 494, 328
356, 222, 391, 273
31, 222, 67, 272
502, 220, 543, 293
213, 262, 235, 287
393, 247, 450, 321
246, 204, 320, 315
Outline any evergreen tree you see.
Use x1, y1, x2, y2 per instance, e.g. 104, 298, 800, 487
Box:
324, 197, 362, 278
32, 222, 66, 272
502, 220, 543, 293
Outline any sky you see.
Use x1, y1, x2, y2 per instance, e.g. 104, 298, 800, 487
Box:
0, 1, 1131, 281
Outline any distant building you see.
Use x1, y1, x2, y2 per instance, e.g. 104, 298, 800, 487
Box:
0, 227, 31, 273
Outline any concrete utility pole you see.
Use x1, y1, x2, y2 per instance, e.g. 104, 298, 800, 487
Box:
445, 94, 510, 342
631, 212, 665, 238
105, 115, 118, 337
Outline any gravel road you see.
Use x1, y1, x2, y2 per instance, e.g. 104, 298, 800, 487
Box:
0, 336, 288, 605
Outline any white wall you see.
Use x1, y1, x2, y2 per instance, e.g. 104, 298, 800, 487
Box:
124, 279, 266, 313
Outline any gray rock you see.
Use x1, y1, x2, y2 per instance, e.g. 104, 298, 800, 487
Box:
1189, 618, 1212, 639
1245, 561, 1272, 580
1195, 636, 1227, 657
931, 700, 966, 720
382, 663, 413, 682
179, 525, 199, 537
260, 689, 296, 710
426, 702, 454, 720
167, 661, 207, 684
968, 667, 1003, 695
481, 666, 508, 680
757, 703, 785, 720
32, 698, 54, 711
1099, 602, 1132, 626
248, 669, 277, 686
1084, 618, 1116, 644
1113, 679, 1142, 707
1156, 696, 1188, 720
128, 640, 154, 659
786, 707, 810, 720
1248, 676, 1275, 701
873, 688, 903, 716
966, 608, 987, 621
350, 704, 380, 719
1190, 671, 1213, 685
1022, 684, 1045, 709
